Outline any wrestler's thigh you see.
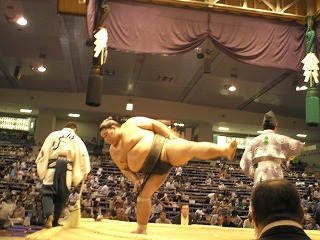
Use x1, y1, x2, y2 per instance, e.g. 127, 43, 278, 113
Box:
139, 173, 169, 198
165, 139, 195, 165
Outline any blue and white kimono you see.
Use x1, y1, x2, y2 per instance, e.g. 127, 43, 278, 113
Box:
240, 130, 304, 186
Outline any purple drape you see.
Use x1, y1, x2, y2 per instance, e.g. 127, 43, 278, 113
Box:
100, 0, 307, 70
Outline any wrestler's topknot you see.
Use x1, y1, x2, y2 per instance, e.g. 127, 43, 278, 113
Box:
99, 117, 120, 131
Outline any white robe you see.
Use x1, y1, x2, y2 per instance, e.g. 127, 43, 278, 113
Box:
240, 130, 303, 186
36, 128, 91, 189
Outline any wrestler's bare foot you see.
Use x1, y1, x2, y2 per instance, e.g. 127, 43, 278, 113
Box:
131, 224, 147, 234
131, 229, 147, 234
44, 215, 53, 228
226, 139, 238, 160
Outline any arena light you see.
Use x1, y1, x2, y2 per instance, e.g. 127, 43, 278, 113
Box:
228, 85, 236, 92
20, 109, 32, 113
218, 127, 229, 131
68, 113, 80, 118
126, 100, 133, 111
37, 66, 46, 72
16, 17, 27, 26
296, 134, 307, 138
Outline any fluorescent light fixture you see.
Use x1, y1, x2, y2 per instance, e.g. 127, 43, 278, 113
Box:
16, 17, 27, 26
296, 134, 307, 138
218, 127, 229, 131
126, 103, 133, 111
228, 85, 236, 92
257, 130, 263, 134
296, 86, 308, 91
37, 66, 46, 72
174, 123, 185, 127
20, 109, 32, 113
68, 113, 80, 118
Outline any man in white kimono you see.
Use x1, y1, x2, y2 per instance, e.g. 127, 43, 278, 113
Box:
36, 122, 91, 228
240, 111, 304, 187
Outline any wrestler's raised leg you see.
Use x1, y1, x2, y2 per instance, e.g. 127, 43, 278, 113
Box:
132, 173, 169, 234
164, 139, 238, 166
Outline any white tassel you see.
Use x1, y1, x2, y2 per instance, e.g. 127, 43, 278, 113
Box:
301, 53, 320, 85
94, 28, 108, 59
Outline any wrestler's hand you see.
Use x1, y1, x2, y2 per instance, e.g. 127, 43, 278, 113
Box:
133, 179, 141, 193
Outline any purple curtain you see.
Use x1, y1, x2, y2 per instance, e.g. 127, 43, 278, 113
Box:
314, 21, 320, 57
103, 0, 306, 70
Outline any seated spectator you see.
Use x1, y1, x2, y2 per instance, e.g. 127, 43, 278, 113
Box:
172, 204, 197, 225
24, 186, 35, 210
173, 187, 183, 203
301, 194, 310, 209
195, 208, 208, 221
31, 200, 45, 226
107, 188, 117, 199
110, 201, 121, 217
125, 201, 137, 222
109, 196, 118, 210
151, 200, 163, 216
81, 193, 93, 211
154, 188, 170, 206
155, 211, 171, 224
9, 200, 25, 225
215, 215, 224, 227
231, 210, 243, 228
205, 176, 212, 185
305, 217, 320, 230
251, 179, 311, 240
98, 184, 109, 196
165, 179, 175, 190
107, 174, 115, 183
235, 197, 246, 211
92, 200, 101, 220
113, 208, 129, 222
0, 199, 15, 229
243, 213, 254, 228
81, 208, 91, 218
302, 207, 312, 228
222, 214, 236, 227
68, 188, 79, 206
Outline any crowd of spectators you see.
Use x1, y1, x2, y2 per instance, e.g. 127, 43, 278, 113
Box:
0, 143, 319, 233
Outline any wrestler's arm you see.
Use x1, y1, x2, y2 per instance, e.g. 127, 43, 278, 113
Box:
109, 149, 141, 191
120, 168, 139, 184
126, 116, 178, 139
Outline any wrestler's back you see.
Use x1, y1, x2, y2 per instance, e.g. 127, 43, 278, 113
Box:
111, 123, 155, 172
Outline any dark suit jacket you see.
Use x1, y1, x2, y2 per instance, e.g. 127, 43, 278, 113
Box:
260, 225, 311, 240
171, 214, 197, 225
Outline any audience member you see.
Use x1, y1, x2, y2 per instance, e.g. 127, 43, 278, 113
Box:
31, 200, 44, 226
151, 199, 163, 216
222, 214, 236, 227
9, 200, 25, 225
113, 208, 129, 222
68, 188, 79, 206
125, 201, 137, 222
172, 204, 197, 225
231, 210, 243, 227
243, 213, 254, 228
251, 179, 311, 240
155, 211, 172, 224
305, 217, 320, 230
